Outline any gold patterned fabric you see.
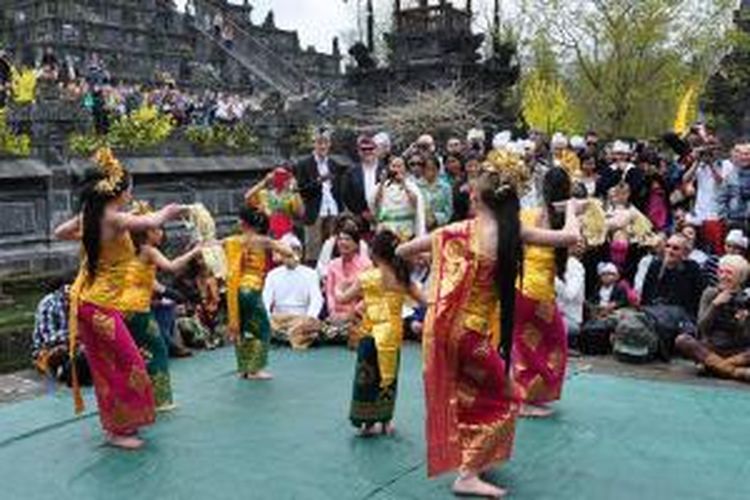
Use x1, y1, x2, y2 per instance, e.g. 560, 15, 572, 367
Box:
224, 235, 268, 333
359, 268, 406, 388
518, 208, 556, 302
121, 258, 157, 314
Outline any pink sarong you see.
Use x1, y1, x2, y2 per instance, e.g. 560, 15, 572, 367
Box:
78, 302, 155, 435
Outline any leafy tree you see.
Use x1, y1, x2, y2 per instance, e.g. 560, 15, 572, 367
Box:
520, 0, 737, 137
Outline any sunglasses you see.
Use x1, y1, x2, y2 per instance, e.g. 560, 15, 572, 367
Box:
665, 243, 683, 250
409, 161, 425, 167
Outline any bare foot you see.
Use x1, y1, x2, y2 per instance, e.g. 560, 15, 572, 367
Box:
156, 403, 177, 413
246, 370, 273, 380
452, 474, 506, 498
383, 422, 396, 435
358, 423, 382, 437
106, 434, 144, 450
519, 404, 554, 418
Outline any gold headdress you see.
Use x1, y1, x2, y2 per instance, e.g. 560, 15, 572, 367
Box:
482, 148, 530, 195
92, 147, 126, 195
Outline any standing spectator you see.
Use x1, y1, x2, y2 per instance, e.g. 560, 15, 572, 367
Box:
597, 141, 645, 208
640, 234, 703, 318
32, 282, 71, 378
373, 132, 393, 165
682, 144, 728, 254
245, 166, 304, 240
374, 156, 426, 241
578, 153, 599, 197
295, 128, 344, 262
718, 143, 750, 234
341, 135, 384, 228
417, 155, 453, 230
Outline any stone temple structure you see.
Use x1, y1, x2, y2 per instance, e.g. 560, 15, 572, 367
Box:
347, 0, 519, 112
0, 0, 341, 96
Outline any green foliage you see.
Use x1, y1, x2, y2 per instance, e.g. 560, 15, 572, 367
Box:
0, 110, 31, 157
520, 0, 737, 137
68, 133, 106, 157
185, 124, 260, 154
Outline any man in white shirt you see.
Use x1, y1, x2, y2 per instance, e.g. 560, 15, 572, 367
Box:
263, 235, 325, 349
555, 246, 586, 337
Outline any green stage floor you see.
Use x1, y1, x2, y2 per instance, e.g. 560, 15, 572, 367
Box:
1, 344, 749, 500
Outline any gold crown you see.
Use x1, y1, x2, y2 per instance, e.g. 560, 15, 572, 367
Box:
92, 147, 126, 195
481, 148, 530, 194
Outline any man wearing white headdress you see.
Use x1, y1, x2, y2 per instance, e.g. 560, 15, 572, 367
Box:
551, 132, 581, 178
596, 140, 644, 203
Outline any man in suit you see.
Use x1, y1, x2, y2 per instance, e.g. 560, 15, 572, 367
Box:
341, 135, 384, 230
295, 128, 344, 262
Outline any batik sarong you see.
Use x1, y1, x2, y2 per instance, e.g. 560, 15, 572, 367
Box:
350, 336, 400, 427
235, 289, 271, 374
126, 312, 173, 408
78, 302, 155, 435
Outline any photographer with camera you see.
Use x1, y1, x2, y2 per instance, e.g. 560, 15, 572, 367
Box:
373, 156, 426, 241
675, 254, 750, 381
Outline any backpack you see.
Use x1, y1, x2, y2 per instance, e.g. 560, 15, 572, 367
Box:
612, 309, 658, 363
641, 305, 696, 360
577, 317, 617, 355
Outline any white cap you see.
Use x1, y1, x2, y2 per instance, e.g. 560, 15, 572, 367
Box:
570, 135, 586, 150
467, 128, 485, 143
492, 130, 512, 150
726, 229, 749, 249
611, 140, 631, 155
373, 132, 391, 149
280, 233, 302, 250
597, 262, 619, 276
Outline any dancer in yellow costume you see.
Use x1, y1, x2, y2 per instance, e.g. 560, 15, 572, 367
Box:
224, 206, 295, 379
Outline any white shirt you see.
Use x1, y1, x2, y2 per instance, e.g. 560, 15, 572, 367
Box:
315, 155, 339, 217
634, 254, 654, 297
693, 161, 729, 222
598, 285, 614, 306
362, 162, 379, 210
555, 257, 585, 331
262, 264, 323, 317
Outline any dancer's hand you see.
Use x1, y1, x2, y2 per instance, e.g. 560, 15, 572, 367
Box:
161, 203, 188, 222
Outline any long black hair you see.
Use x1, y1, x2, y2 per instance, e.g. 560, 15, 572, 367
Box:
77, 167, 131, 280
370, 229, 411, 288
542, 167, 571, 280
238, 206, 269, 235
476, 172, 524, 368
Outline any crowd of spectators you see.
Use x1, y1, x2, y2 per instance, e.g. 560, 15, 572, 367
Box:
30, 123, 750, 385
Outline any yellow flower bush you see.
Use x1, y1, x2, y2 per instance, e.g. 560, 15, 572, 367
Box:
0, 110, 31, 157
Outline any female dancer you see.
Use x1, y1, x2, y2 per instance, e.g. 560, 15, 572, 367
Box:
224, 206, 295, 380
337, 230, 424, 436
121, 201, 203, 411
54, 148, 185, 449
397, 165, 580, 497
513, 167, 573, 418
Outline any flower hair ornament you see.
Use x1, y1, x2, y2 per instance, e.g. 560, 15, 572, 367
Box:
92, 147, 126, 195
482, 148, 530, 196
130, 200, 154, 216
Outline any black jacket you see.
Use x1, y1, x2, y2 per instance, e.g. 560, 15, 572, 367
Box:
294, 155, 344, 225
641, 259, 704, 318
340, 162, 385, 217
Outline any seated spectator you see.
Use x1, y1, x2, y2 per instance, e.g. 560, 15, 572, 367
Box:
703, 230, 750, 289
323, 222, 373, 347
681, 217, 709, 267
675, 255, 750, 381
634, 233, 666, 297
556, 243, 586, 338
587, 263, 631, 320
316, 215, 370, 281
263, 235, 324, 349
640, 234, 703, 318
32, 281, 79, 382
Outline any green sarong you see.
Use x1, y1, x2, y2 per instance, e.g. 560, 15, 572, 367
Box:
235, 289, 271, 374
350, 336, 400, 427
126, 311, 173, 408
